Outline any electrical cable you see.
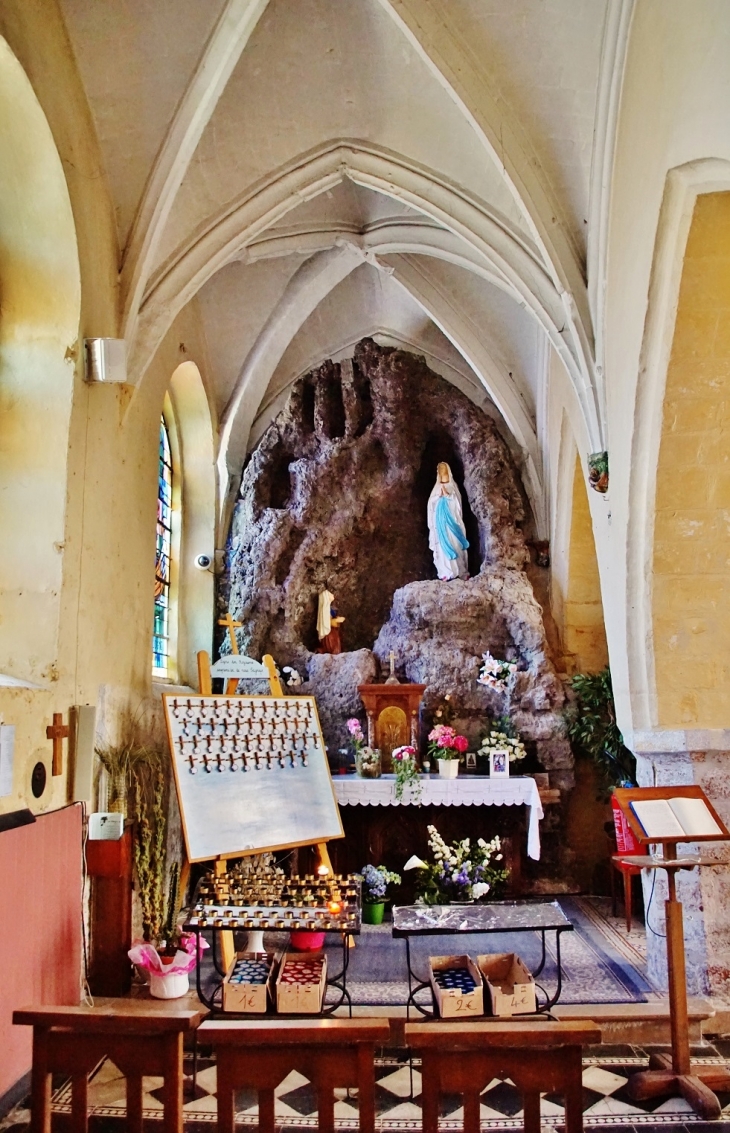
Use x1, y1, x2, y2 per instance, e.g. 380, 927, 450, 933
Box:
644, 867, 666, 938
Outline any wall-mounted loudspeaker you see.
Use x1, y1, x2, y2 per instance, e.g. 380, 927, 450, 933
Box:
70, 704, 97, 806
84, 338, 127, 384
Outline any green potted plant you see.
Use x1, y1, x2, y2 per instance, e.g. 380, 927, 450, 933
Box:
564, 667, 636, 799
357, 864, 401, 924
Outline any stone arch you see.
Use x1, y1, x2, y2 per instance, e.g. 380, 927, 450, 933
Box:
163, 361, 217, 688
131, 142, 601, 451
550, 417, 608, 675
651, 190, 730, 728
627, 159, 730, 731
0, 38, 80, 684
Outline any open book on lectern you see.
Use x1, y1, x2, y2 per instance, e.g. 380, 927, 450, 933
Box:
630, 796, 722, 840
614, 784, 730, 846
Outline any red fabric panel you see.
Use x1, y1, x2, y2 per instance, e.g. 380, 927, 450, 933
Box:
0, 805, 82, 1099
612, 793, 641, 854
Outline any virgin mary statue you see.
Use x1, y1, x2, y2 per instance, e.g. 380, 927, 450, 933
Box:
427, 462, 470, 581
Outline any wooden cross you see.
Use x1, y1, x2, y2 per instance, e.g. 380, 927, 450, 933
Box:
218, 612, 243, 695
218, 613, 242, 655
46, 712, 69, 776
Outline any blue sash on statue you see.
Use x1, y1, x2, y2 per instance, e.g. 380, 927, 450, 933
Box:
435, 495, 469, 559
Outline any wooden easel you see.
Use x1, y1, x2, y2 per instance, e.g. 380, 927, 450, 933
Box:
187, 645, 333, 971
614, 786, 730, 1119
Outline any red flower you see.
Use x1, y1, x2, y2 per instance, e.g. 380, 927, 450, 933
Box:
453, 735, 469, 753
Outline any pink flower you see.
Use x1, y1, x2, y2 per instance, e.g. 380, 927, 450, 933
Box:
346, 718, 363, 736
393, 745, 416, 762
428, 724, 456, 745
453, 735, 469, 753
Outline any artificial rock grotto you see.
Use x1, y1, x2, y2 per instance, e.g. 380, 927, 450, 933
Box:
222, 340, 574, 879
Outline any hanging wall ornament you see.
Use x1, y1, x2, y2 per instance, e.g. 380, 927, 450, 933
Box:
588, 451, 609, 494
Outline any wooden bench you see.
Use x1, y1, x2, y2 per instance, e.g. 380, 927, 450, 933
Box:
13, 1001, 202, 1133
199, 1017, 391, 1133
405, 1019, 601, 1133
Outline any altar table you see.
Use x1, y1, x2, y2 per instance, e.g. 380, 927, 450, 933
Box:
332, 775, 544, 860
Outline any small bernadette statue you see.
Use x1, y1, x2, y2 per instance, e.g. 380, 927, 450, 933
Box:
316, 588, 345, 654
427, 462, 470, 581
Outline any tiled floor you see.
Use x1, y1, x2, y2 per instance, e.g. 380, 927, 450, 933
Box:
2, 1042, 728, 1131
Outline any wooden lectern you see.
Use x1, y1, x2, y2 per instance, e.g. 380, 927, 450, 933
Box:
614, 785, 730, 1119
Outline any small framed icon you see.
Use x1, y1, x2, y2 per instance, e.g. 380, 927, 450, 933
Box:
465, 751, 477, 771
489, 750, 509, 778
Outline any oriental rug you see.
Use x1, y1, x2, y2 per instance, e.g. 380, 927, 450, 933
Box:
332, 897, 657, 1007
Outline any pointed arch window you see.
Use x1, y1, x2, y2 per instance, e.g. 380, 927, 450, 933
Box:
153, 418, 173, 676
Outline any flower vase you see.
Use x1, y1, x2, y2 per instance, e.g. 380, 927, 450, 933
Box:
362, 901, 385, 925
438, 758, 459, 779
356, 748, 381, 778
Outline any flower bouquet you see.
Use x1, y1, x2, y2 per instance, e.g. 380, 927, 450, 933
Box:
427, 724, 469, 779
129, 932, 209, 999
356, 863, 401, 924
348, 717, 381, 777
392, 744, 421, 802
478, 719, 526, 776
477, 651, 518, 690
410, 824, 508, 905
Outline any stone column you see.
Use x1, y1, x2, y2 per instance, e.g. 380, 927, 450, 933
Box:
631, 732, 730, 1002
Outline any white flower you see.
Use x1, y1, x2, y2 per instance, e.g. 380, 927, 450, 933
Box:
471, 881, 490, 899
477, 838, 486, 848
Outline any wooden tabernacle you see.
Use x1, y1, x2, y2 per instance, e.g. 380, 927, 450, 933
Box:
613, 785, 730, 1119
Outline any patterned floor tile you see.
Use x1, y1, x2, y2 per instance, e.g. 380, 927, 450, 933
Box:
479, 1081, 525, 1117
377, 1065, 421, 1097
582, 1066, 632, 1094
278, 1084, 319, 1116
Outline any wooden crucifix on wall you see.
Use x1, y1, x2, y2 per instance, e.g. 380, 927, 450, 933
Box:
46, 712, 69, 776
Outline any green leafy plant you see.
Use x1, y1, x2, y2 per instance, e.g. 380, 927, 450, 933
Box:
564, 667, 636, 797
392, 745, 421, 802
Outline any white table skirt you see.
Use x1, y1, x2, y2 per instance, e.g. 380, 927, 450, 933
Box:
332, 775, 544, 860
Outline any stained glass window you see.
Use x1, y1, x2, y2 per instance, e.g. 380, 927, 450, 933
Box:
153, 418, 173, 676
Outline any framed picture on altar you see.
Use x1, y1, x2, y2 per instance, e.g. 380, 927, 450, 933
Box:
490, 750, 509, 778
465, 751, 477, 772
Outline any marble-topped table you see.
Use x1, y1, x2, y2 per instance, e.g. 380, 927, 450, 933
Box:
391, 900, 573, 1016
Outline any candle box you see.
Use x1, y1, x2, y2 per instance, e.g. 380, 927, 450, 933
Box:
222, 951, 277, 1013
428, 954, 484, 1019
477, 952, 536, 1016
276, 950, 328, 1014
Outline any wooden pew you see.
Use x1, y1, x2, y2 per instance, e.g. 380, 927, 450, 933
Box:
405, 1019, 601, 1133
199, 1017, 391, 1133
13, 1000, 201, 1133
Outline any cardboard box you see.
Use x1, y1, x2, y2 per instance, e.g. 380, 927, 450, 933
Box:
222, 951, 276, 1013
276, 950, 328, 1014
477, 952, 536, 1016
428, 955, 484, 1019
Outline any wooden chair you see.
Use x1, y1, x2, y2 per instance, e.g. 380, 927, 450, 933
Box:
199, 1017, 391, 1133
606, 811, 642, 932
13, 1000, 201, 1133
405, 1019, 601, 1133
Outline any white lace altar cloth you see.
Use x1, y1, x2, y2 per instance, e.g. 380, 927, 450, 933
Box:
332, 775, 544, 860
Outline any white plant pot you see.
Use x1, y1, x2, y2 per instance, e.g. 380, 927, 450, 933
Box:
149, 970, 190, 999
438, 759, 459, 779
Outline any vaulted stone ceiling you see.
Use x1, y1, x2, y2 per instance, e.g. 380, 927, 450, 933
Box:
57, 0, 629, 537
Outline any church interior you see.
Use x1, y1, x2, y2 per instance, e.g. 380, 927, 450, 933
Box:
2, 0, 730, 1129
